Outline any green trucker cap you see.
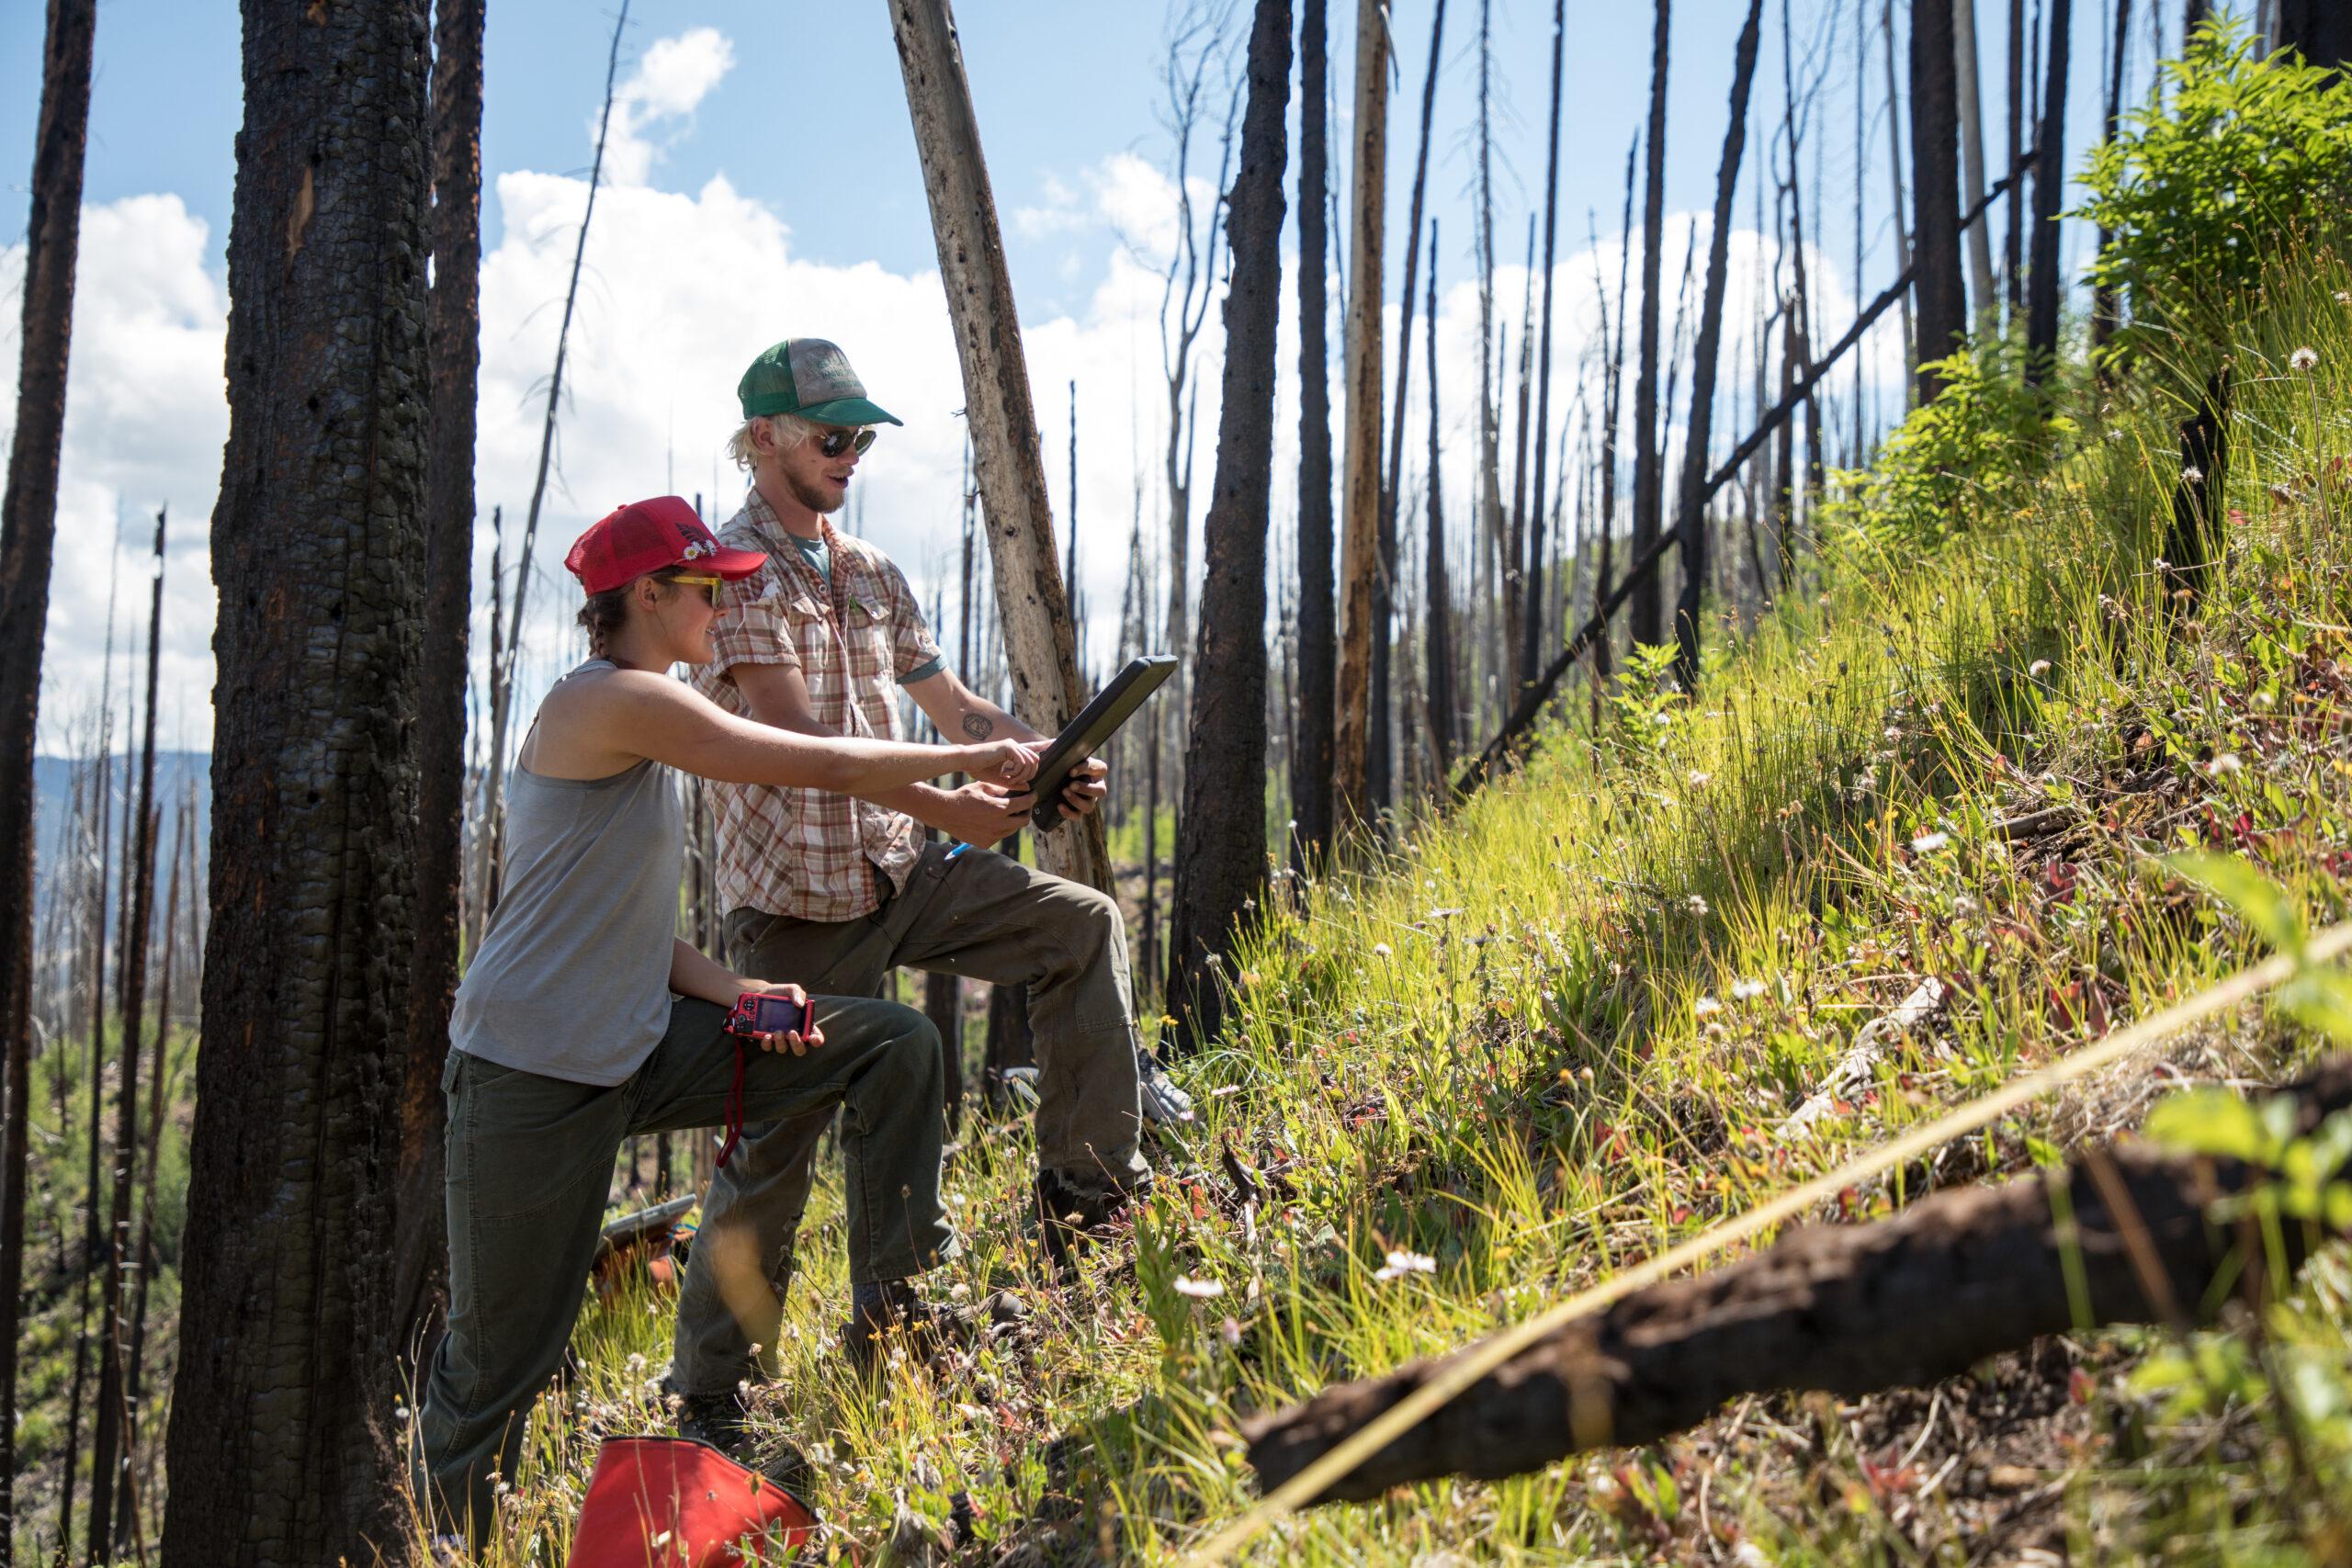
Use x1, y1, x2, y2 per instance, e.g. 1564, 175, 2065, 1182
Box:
737, 338, 903, 426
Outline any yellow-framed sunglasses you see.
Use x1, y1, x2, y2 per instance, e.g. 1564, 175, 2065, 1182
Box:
669, 572, 727, 607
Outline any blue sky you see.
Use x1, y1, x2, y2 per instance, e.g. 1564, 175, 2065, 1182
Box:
2, 0, 2164, 750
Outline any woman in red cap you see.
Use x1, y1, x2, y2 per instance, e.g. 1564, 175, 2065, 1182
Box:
413, 496, 1035, 1548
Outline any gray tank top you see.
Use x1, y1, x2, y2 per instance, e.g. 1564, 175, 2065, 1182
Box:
450, 660, 685, 1085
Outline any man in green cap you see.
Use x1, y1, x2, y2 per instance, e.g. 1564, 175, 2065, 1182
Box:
687, 338, 1190, 1358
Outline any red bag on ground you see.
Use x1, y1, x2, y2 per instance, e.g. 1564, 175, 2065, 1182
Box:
566, 1436, 817, 1567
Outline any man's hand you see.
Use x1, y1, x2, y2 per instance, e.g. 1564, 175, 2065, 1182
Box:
1055, 755, 1108, 819
928, 779, 1035, 847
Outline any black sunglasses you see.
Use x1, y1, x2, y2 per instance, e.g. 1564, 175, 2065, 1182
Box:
817, 426, 877, 458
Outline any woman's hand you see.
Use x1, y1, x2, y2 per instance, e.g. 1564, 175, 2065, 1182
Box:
966, 738, 1042, 789
742, 979, 823, 1055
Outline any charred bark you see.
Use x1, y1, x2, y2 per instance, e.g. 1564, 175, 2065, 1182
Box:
2025, 0, 2072, 382
1424, 221, 1454, 782
1670, 0, 1767, 689
93, 508, 167, 1554
1911, 0, 1967, 400
1627, 0, 1672, 650
1519, 0, 1567, 689
1248, 1059, 2352, 1502
0, 0, 96, 1542
163, 0, 433, 1556
1167, 0, 1289, 1050
395, 0, 487, 1361
1291, 0, 1336, 872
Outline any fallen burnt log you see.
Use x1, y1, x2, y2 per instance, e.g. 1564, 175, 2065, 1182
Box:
1246, 1055, 2352, 1504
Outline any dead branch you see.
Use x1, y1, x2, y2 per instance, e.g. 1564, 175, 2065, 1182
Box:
1780, 975, 1946, 1136
1245, 1055, 2352, 1504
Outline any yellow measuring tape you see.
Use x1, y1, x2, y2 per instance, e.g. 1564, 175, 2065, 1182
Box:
1183, 921, 2352, 1564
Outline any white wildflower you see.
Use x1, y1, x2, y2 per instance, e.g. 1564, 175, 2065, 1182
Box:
1692, 996, 1724, 1018
2290, 345, 2320, 372
1372, 942, 1394, 958
1173, 1275, 1226, 1299
1733, 1543, 1776, 1568
1731, 977, 1767, 1000
1687, 770, 1712, 787
1686, 894, 1710, 917
2181, 464, 2204, 483
2209, 752, 2244, 776
1374, 1249, 1437, 1280
1910, 831, 1951, 853
2029, 659, 2052, 677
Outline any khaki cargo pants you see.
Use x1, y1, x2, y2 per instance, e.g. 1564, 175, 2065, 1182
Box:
719, 840, 1150, 1301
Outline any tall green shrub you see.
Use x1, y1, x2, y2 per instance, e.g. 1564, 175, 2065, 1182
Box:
2077, 18, 2352, 370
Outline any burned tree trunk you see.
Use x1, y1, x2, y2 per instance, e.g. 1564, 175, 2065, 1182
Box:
1165, 0, 1290, 1050
1519, 0, 1566, 689
93, 507, 167, 1555
395, 0, 487, 1359
0, 0, 96, 1542
1424, 222, 1454, 781
1911, 0, 1967, 400
2025, 0, 2072, 382
163, 0, 433, 1557
1291, 0, 1336, 872
1248, 1059, 2352, 1502
891, 0, 1114, 892
1670, 0, 1767, 689
1627, 0, 1671, 651
1370, 0, 1449, 821
1331, 0, 1388, 830
2090, 0, 2133, 359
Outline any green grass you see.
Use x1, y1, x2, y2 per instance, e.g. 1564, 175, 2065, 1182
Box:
412, 260, 2352, 1565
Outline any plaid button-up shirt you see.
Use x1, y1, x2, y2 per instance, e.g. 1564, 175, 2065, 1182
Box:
694, 489, 944, 922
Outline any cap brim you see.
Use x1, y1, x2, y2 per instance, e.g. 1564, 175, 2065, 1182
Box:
797, 397, 903, 427
710, 546, 770, 581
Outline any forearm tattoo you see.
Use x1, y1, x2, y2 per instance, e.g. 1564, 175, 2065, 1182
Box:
960, 711, 995, 739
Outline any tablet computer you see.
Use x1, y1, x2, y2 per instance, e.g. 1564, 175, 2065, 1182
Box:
1028, 654, 1178, 833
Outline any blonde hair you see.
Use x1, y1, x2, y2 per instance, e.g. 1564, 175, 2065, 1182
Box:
727, 412, 814, 470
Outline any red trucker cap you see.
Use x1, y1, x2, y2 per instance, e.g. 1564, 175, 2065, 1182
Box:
564, 496, 767, 595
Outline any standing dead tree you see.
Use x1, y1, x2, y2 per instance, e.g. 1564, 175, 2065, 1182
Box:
1671, 0, 1768, 689
1292, 0, 1337, 871
1372, 0, 1449, 817
1626, 0, 1672, 651
2024, 0, 2072, 381
0, 0, 96, 1542
1166, 0, 1291, 1051
1246, 1058, 2352, 1501
91, 506, 166, 1558
891, 0, 1113, 892
1911, 0, 1967, 401
472, 0, 628, 950
1331, 0, 1389, 830
1519, 0, 1567, 691
164, 0, 434, 1555
2090, 0, 2134, 357
1151, 2, 1238, 828
397, 0, 488, 1359
1956, 0, 1998, 324
1424, 220, 1455, 782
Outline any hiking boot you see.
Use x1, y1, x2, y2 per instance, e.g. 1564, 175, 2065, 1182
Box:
674, 1386, 755, 1459
843, 1279, 971, 1378
1030, 1169, 1137, 1274
1138, 1052, 1194, 1126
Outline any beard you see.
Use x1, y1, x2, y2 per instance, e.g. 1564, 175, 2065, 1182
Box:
785, 467, 847, 515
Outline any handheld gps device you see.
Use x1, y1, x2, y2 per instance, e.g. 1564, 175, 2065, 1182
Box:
725, 992, 808, 1039
1026, 655, 1179, 834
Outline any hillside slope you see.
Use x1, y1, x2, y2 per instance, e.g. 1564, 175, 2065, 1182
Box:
438, 259, 2352, 1566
